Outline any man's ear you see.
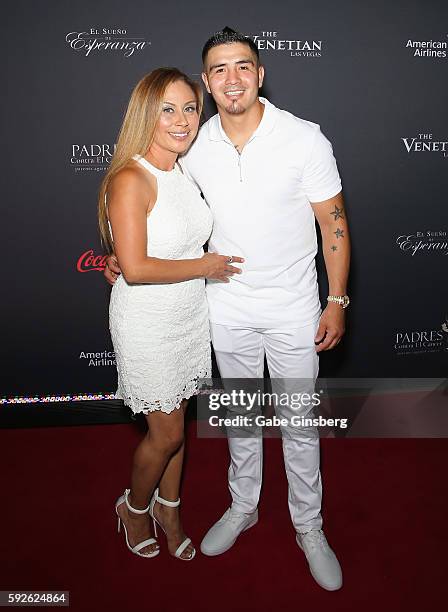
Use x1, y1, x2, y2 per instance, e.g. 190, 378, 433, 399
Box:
201, 71, 211, 94
258, 65, 265, 89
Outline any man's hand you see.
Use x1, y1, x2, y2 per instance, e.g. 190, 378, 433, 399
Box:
314, 303, 346, 352
104, 255, 121, 285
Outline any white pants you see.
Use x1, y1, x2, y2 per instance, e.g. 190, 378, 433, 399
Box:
210, 321, 323, 533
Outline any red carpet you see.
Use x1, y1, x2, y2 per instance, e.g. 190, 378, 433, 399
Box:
0, 421, 446, 611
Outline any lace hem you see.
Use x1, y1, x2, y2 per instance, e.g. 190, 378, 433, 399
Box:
115, 368, 210, 415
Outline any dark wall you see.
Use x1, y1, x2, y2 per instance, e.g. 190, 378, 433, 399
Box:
2, 0, 447, 399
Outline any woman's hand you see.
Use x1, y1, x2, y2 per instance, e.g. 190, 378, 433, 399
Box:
200, 253, 244, 282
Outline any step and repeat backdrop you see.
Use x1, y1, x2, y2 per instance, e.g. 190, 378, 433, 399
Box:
2, 0, 447, 400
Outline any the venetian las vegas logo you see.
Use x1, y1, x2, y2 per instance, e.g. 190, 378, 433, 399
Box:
402, 133, 448, 157
251, 30, 322, 58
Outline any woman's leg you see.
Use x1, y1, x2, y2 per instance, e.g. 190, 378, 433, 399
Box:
116, 401, 186, 556
152, 400, 195, 558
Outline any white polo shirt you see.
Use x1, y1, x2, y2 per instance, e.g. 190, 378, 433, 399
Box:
180, 97, 342, 328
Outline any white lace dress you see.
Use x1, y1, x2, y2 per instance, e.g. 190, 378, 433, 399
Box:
109, 155, 213, 414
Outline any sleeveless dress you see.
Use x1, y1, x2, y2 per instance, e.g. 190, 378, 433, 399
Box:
109, 155, 213, 414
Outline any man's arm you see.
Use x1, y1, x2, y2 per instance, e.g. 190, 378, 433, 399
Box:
311, 191, 351, 352
104, 253, 121, 285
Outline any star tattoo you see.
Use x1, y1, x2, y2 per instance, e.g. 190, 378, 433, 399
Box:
330, 205, 344, 221
331, 245, 338, 252
334, 228, 344, 239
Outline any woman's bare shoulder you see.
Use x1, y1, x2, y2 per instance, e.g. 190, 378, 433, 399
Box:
108, 160, 156, 203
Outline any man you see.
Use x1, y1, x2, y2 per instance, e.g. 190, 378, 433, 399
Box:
105, 28, 350, 591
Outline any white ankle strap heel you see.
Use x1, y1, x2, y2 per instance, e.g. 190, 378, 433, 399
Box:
124, 488, 150, 513
115, 489, 159, 558
153, 489, 180, 508
149, 488, 195, 561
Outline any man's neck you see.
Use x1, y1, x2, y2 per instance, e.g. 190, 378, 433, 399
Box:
219, 98, 265, 149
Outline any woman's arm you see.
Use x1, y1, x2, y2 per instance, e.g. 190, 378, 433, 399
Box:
107, 168, 242, 284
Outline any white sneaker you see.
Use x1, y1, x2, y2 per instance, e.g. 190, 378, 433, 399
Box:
296, 529, 342, 591
200, 508, 258, 556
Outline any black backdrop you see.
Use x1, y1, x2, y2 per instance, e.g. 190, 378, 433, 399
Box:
2, 0, 447, 401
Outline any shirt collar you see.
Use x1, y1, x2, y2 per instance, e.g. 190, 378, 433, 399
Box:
208, 97, 277, 142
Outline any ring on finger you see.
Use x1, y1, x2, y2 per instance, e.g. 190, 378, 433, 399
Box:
226, 256, 233, 263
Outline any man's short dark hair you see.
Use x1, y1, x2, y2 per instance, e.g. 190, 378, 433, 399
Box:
202, 26, 260, 66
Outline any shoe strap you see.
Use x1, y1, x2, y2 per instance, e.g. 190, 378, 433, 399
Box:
154, 487, 180, 508
124, 489, 150, 514
174, 537, 192, 558
132, 537, 158, 553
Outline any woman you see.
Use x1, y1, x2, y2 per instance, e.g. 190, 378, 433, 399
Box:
98, 68, 243, 561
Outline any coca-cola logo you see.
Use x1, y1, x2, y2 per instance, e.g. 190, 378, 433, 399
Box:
77, 250, 107, 273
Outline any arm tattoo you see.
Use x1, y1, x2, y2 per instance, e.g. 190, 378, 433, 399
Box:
330, 205, 344, 220
334, 228, 344, 239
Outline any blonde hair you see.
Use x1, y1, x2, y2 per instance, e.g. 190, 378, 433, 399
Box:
98, 68, 203, 253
